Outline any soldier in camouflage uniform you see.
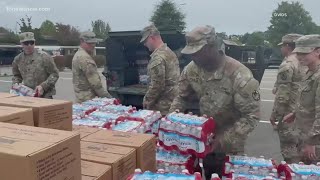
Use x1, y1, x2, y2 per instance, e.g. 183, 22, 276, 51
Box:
72, 31, 112, 103
283, 35, 320, 163
12, 32, 59, 98
269, 34, 308, 163
170, 25, 260, 154
140, 24, 180, 115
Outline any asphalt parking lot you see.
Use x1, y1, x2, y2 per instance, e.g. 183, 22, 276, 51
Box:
0, 67, 282, 161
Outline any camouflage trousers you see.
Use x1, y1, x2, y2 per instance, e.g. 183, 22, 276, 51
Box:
278, 122, 320, 164
148, 99, 172, 115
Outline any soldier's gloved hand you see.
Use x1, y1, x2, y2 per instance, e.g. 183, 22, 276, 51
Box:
272, 87, 277, 95
302, 144, 317, 161
209, 135, 224, 152
269, 117, 278, 130
35, 86, 44, 96
283, 112, 295, 124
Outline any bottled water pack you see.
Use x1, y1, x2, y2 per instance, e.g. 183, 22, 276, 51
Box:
82, 97, 120, 107
160, 112, 215, 141
127, 169, 202, 180
277, 161, 320, 180
156, 145, 195, 174
224, 155, 277, 177
112, 120, 148, 133
158, 130, 212, 158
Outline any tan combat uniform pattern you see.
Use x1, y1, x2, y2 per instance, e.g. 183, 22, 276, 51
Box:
144, 44, 180, 115
292, 65, 320, 163
12, 50, 59, 98
170, 56, 260, 154
72, 47, 112, 103
271, 54, 307, 162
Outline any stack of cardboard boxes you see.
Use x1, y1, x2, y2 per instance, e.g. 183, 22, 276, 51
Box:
0, 122, 81, 180
0, 93, 156, 180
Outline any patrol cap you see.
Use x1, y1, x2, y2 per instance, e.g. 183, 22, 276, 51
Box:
19, 32, 35, 43
181, 25, 217, 55
293, 34, 320, 54
140, 23, 160, 43
277, 33, 303, 46
80, 31, 101, 43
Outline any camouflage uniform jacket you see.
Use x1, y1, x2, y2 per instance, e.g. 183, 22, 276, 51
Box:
294, 64, 320, 145
170, 55, 260, 154
144, 43, 180, 115
12, 50, 59, 98
271, 54, 307, 124
72, 47, 112, 103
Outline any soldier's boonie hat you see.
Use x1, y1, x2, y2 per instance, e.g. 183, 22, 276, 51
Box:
277, 33, 303, 46
140, 23, 160, 43
19, 32, 35, 43
80, 31, 101, 43
181, 25, 217, 54
293, 34, 320, 54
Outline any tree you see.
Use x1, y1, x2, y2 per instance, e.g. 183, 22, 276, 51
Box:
17, 16, 44, 44
216, 32, 228, 40
150, 0, 186, 32
229, 35, 243, 45
40, 20, 56, 36
91, 19, 111, 40
0, 27, 19, 44
241, 31, 267, 46
17, 15, 33, 33
267, 1, 320, 45
55, 23, 80, 46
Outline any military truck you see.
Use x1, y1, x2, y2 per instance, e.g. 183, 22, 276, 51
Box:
104, 30, 267, 111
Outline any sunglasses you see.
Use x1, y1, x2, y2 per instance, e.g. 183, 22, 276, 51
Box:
22, 41, 35, 46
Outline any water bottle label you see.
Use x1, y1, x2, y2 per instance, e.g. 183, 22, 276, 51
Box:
231, 173, 281, 180
99, 104, 132, 113
90, 111, 121, 122
158, 131, 205, 153
288, 164, 320, 176
72, 119, 106, 127
156, 147, 191, 164
229, 156, 273, 167
131, 171, 197, 180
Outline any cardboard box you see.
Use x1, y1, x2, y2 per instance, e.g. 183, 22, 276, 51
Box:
0, 106, 34, 126
0, 122, 81, 180
0, 96, 72, 131
0, 92, 16, 99
82, 130, 156, 172
81, 141, 136, 180
81, 160, 112, 180
73, 125, 101, 139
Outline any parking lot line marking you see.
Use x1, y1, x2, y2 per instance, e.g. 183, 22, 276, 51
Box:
261, 99, 274, 102
0, 80, 12, 83
259, 120, 270, 124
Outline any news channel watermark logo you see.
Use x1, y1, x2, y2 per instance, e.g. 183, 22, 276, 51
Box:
273, 12, 287, 17
5, 7, 51, 13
